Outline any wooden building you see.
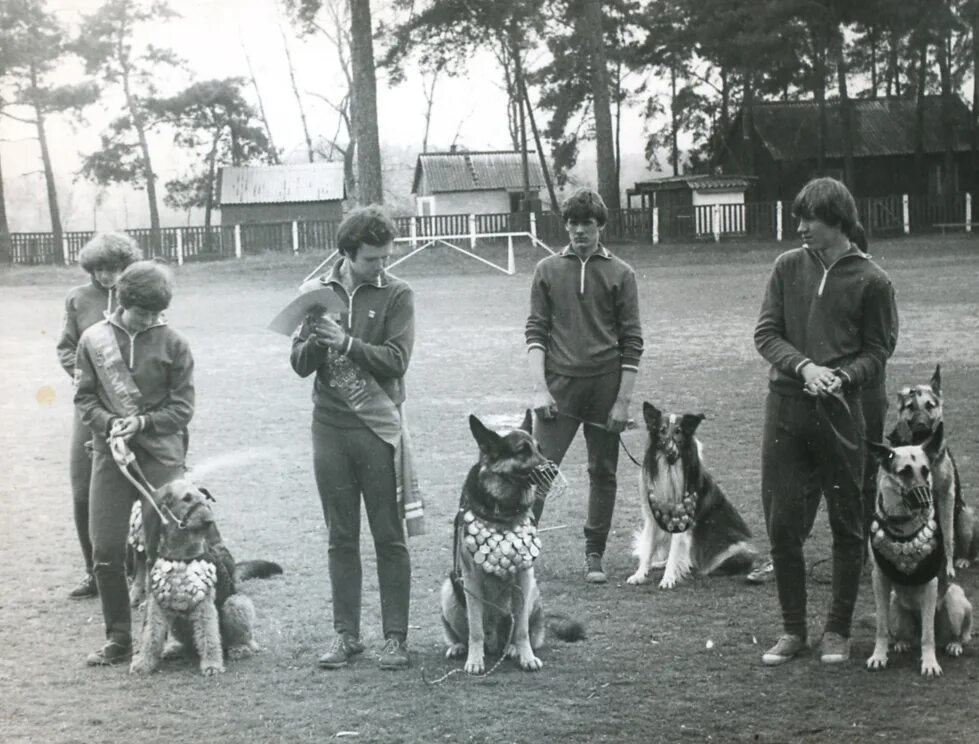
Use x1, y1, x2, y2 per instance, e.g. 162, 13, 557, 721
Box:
715, 96, 976, 201
626, 174, 755, 236
412, 150, 547, 216
218, 162, 345, 225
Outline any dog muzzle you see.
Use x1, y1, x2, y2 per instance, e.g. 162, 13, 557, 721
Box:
902, 485, 932, 512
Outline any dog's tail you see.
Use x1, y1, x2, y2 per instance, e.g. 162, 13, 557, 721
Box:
236, 560, 284, 581
546, 612, 586, 643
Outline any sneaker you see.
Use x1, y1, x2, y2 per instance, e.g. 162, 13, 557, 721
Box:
317, 635, 365, 669
761, 634, 807, 666
745, 559, 774, 585
69, 573, 98, 599
378, 638, 410, 670
585, 553, 607, 584
86, 640, 132, 666
819, 631, 850, 664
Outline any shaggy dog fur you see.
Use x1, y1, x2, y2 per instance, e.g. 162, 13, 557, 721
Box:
129, 480, 281, 676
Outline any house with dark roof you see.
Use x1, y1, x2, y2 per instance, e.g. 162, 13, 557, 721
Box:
218, 162, 346, 224
715, 96, 975, 201
626, 174, 756, 236
411, 150, 547, 215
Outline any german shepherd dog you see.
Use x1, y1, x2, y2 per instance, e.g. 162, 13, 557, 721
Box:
441, 412, 583, 674
627, 403, 757, 589
129, 480, 282, 676
866, 424, 973, 677
889, 364, 977, 573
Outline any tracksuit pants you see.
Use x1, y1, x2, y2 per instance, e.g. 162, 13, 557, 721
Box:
312, 419, 410, 642
69, 409, 94, 575
761, 391, 865, 639
532, 369, 621, 557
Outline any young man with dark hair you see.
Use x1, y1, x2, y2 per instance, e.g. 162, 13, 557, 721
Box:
755, 177, 897, 666
292, 204, 422, 671
74, 260, 194, 666
525, 187, 644, 583
57, 233, 142, 599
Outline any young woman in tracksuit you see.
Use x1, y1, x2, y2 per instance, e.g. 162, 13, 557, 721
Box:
74, 261, 194, 665
755, 178, 897, 667
56, 233, 141, 599
525, 188, 644, 584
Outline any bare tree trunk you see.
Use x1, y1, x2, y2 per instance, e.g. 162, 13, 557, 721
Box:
31, 65, 64, 264
835, 36, 856, 190
972, 1, 978, 192
519, 70, 559, 213
582, 0, 619, 208
0, 132, 11, 263
813, 26, 828, 174
282, 29, 315, 163
914, 32, 928, 195
350, 0, 383, 204
511, 34, 531, 209
421, 68, 439, 153
741, 71, 755, 176
204, 132, 220, 231
670, 66, 679, 176
870, 25, 879, 97
241, 41, 280, 163
120, 64, 159, 251
937, 30, 956, 203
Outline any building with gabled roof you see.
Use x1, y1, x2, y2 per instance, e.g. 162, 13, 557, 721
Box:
411, 150, 548, 215
218, 162, 346, 225
715, 96, 975, 200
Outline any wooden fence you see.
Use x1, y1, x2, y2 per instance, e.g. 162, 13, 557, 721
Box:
7, 192, 976, 265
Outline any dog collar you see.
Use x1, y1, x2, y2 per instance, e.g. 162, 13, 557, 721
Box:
648, 490, 698, 533
870, 517, 939, 579
461, 509, 540, 577
150, 557, 217, 612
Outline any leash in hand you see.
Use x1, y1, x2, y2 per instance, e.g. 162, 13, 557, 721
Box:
538, 408, 645, 470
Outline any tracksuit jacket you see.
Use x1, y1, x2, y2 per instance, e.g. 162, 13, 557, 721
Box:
56, 280, 117, 377
525, 245, 644, 376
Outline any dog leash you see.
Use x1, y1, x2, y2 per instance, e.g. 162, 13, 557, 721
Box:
109, 437, 174, 527
546, 409, 645, 469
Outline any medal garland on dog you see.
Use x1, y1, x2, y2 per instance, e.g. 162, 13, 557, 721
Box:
870, 517, 938, 575
462, 510, 541, 577
647, 490, 699, 533
150, 558, 217, 612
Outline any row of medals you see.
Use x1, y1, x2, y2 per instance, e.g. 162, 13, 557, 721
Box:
462, 509, 542, 577
870, 516, 938, 574
651, 494, 697, 533
151, 559, 217, 612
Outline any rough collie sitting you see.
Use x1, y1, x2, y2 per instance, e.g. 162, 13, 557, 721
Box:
627, 403, 758, 589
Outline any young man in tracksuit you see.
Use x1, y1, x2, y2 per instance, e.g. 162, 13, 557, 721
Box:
755, 177, 897, 666
525, 187, 644, 583
56, 233, 141, 599
291, 205, 416, 671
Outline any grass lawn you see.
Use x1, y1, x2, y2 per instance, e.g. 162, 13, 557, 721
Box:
1, 234, 977, 744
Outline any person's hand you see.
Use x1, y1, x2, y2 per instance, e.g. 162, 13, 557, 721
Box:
110, 416, 141, 441
309, 313, 347, 350
801, 363, 840, 396
531, 389, 558, 420
606, 397, 631, 433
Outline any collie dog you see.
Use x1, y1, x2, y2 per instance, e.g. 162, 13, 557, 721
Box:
627, 403, 757, 589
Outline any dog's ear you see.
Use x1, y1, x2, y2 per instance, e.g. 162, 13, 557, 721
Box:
642, 402, 662, 430
931, 364, 942, 396
519, 409, 533, 435
887, 420, 913, 447
922, 421, 945, 462
469, 414, 501, 454
866, 440, 896, 472
198, 486, 216, 502
680, 413, 705, 436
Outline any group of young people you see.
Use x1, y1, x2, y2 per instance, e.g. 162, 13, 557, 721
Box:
59, 177, 896, 671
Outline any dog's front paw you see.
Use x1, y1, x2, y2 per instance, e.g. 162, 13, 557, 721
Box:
892, 640, 912, 653
920, 656, 943, 678
954, 558, 971, 570
946, 561, 956, 580
519, 653, 543, 672
626, 571, 649, 585
658, 573, 679, 590
945, 642, 964, 657
445, 643, 466, 659
866, 653, 888, 671
227, 644, 257, 661
464, 654, 485, 675
200, 661, 225, 676
129, 654, 157, 675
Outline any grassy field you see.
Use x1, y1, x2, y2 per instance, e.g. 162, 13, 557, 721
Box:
1, 235, 978, 744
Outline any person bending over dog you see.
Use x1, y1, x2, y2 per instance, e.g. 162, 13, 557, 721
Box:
291, 205, 423, 671
74, 261, 195, 666
525, 187, 644, 584
57, 233, 142, 599
754, 177, 897, 666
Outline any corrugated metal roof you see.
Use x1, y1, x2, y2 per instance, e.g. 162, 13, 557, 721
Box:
747, 97, 972, 160
412, 151, 546, 194
219, 162, 345, 205
630, 174, 756, 193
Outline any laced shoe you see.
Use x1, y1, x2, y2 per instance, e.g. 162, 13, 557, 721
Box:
585, 553, 607, 584
68, 573, 98, 599
819, 632, 850, 664
86, 640, 132, 666
378, 637, 410, 670
762, 634, 807, 666
317, 635, 365, 669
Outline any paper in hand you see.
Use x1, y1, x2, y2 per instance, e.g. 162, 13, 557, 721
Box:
268, 286, 347, 336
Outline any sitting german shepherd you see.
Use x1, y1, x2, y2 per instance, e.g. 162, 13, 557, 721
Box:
129, 480, 282, 676
866, 424, 973, 677
888, 364, 977, 573
441, 412, 583, 674
627, 403, 757, 589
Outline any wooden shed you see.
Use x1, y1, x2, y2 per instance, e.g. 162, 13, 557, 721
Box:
627, 174, 755, 236
218, 162, 346, 225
